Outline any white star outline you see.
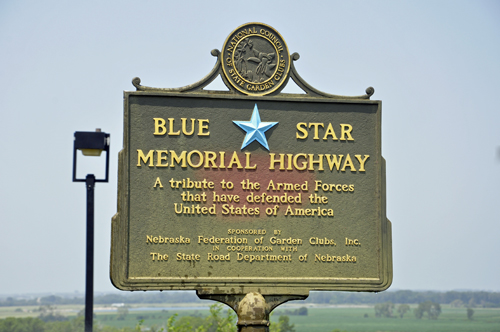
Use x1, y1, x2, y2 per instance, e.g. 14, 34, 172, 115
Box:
233, 104, 278, 151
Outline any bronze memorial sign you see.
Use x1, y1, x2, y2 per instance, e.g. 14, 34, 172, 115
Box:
111, 22, 392, 326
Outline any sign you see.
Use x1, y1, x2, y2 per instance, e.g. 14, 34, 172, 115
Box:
111, 23, 392, 294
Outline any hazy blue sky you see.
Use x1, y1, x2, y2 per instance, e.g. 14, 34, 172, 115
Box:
1, 1, 499, 295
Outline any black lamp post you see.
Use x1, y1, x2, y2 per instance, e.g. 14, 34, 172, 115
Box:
73, 129, 110, 332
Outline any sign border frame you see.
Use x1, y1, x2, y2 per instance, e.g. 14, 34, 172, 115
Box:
110, 90, 392, 295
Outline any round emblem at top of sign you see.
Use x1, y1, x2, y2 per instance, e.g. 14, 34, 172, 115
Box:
222, 23, 290, 96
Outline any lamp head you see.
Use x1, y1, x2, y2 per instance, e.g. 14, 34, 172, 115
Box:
74, 129, 109, 156
73, 129, 110, 182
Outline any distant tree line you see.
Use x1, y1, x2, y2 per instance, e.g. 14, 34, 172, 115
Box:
304, 290, 500, 307
374, 301, 442, 320
0, 292, 201, 307
1, 290, 499, 307
275, 307, 308, 316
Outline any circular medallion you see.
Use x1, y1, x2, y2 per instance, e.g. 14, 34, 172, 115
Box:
222, 23, 290, 96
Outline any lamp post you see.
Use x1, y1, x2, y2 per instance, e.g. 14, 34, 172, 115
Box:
73, 129, 110, 332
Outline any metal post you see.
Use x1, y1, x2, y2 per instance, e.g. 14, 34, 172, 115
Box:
197, 292, 308, 332
85, 174, 96, 332
237, 293, 269, 332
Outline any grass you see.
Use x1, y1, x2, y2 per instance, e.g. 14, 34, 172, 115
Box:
272, 306, 500, 332
95, 309, 207, 329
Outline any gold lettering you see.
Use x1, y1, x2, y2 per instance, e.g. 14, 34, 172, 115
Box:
153, 177, 163, 188
219, 151, 226, 168
309, 123, 324, 140
204, 151, 217, 168
170, 150, 187, 168
340, 124, 354, 141
137, 149, 154, 167
181, 118, 195, 136
341, 154, 356, 172
314, 253, 356, 263
286, 154, 293, 170
187, 150, 203, 168
293, 153, 307, 171
207, 253, 231, 261
153, 118, 166, 135
325, 155, 344, 171
296, 122, 308, 139
156, 150, 168, 167
269, 153, 285, 170
266, 180, 276, 191
198, 119, 210, 136
308, 154, 324, 171
146, 235, 190, 244
150, 253, 169, 261
176, 253, 200, 261
168, 118, 180, 135
355, 155, 370, 172
323, 123, 338, 140
284, 205, 334, 217
227, 151, 243, 169
245, 152, 257, 169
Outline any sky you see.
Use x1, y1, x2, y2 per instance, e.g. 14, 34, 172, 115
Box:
0, 0, 499, 295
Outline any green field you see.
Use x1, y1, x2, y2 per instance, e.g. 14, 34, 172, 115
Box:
97, 306, 500, 332
2, 304, 500, 332
274, 307, 500, 332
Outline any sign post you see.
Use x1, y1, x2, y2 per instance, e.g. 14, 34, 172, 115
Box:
111, 23, 392, 331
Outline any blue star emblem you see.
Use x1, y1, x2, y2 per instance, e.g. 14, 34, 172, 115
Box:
233, 104, 278, 151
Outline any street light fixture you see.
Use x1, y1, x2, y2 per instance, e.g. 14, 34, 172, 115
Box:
73, 129, 110, 332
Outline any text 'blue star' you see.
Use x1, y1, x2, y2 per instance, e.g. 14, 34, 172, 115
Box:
233, 104, 278, 151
